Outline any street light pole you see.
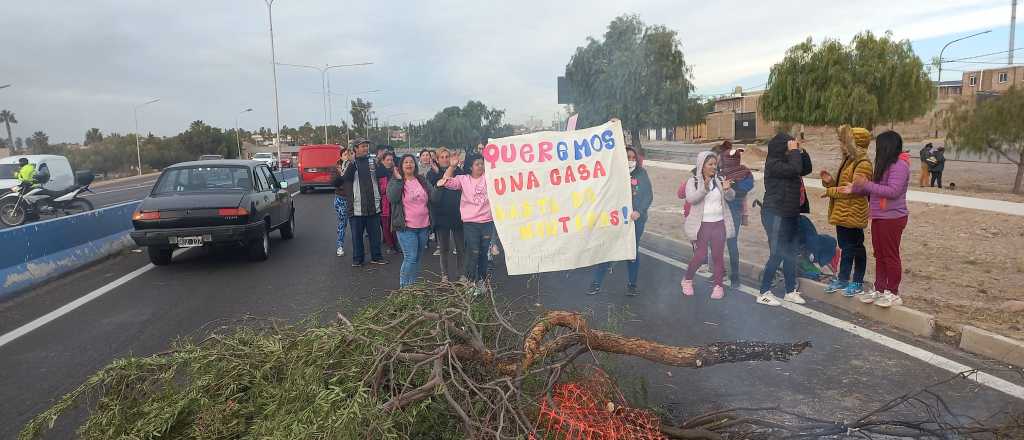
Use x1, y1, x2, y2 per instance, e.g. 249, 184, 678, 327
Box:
935, 29, 991, 136
236, 108, 253, 158
134, 98, 160, 177
277, 62, 372, 145
263, 0, 283, 170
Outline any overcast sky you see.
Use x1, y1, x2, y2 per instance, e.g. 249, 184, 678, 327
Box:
0, 0, 1018, 143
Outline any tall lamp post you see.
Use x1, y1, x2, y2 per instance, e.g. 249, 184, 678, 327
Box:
134, 98, 160, 176
262, 0, 283, 170
935, 29, 991, 136
236, 108, 253, 158
276, 62, 372, 144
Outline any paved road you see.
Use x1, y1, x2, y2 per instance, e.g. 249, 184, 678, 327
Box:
1, 190, 1022, 438
81, 175, 160, 209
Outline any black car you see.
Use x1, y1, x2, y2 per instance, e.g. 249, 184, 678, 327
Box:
130, 160, 295, 265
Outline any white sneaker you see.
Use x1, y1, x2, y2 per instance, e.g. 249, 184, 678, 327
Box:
859, 290, 881, 304
757, 293, 782, 306
336, 246, 345, 257
783, 291, 806, 304
875, 291, 902, 308
433, 248, 441, 256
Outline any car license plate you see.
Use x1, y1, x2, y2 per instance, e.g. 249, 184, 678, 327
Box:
176, 236, 204, 248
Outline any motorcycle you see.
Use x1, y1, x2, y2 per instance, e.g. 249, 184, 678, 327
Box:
0, 181, 95, 227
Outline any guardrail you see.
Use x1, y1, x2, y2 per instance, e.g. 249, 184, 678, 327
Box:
0, 168, 300, 301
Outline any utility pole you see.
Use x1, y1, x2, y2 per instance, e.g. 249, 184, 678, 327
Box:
1012, 0, 1019, 65
236, 108, 253, 158
276, 62, 372, 145
133, 98, 160, 176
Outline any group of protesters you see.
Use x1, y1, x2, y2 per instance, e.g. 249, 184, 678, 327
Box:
331, 139, 498, 294
672, 127, 911, 309
330, 123, 911, 310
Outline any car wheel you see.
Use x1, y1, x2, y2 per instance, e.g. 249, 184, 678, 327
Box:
147, 246, 173, 266
280, 208, 295, 239
248, 223, 271, 261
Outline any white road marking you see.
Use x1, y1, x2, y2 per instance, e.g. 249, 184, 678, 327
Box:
638, 247, 1024, 401
0, 249, 188, 349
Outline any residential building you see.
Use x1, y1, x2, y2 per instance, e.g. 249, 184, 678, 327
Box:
936, 80, 963, 100
961, 66, 1024, 99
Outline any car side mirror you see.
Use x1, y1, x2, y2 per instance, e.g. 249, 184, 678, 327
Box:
279, 181, 288, 189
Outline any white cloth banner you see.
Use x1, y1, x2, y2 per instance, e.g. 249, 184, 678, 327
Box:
483, 120, 636, 275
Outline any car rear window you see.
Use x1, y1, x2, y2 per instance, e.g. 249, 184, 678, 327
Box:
153, 166, 252, 194
301, 148, 339, 165
254, 153, 273, 159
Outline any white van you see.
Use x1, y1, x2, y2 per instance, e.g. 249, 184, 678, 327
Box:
0, 155, 76, 191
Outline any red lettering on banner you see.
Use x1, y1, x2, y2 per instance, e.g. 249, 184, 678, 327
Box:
493, 177, 507, 195
577, 164, 590, 180
593, 160, 606, 178
521, 144, 535, 162
538, 141, 553, 162
563, 166, 576, 184
558, 216, 570, 233
483, 143, 501, 169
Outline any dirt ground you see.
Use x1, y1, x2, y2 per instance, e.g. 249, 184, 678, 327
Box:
642, 164, 1024, 342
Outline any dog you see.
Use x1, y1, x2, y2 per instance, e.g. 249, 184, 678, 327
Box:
948, 182, 956, 191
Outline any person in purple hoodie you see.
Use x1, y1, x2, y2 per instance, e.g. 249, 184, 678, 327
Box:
840, 130, 910, 308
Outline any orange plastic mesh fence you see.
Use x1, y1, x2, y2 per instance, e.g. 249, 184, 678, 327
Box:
531, 375, 666, 440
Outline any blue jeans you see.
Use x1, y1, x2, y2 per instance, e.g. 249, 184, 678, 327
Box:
759, 210, 798, 294
463, 222, 494, 282
334, 196, 348, 249
592, 219, 646, 287
397, 227, 429, 287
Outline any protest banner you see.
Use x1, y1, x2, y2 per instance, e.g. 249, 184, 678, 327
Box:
483, 120, 635, 275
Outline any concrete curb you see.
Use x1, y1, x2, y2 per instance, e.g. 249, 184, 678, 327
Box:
643, 230, 936, 338
960, 325, 1024, 368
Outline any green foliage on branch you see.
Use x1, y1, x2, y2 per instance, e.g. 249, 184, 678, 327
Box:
416, 101, 513, 152
944, 86, 1024, 193
761, 31, 935, 129
563, 15, 698, 147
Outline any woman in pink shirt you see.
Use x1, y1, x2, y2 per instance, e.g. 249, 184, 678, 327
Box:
437, 153, 493, 294
386, 155, 434, 287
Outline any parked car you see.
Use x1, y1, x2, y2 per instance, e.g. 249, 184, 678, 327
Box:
252, 152, 278, 170
130, 160, 295, 265
297, 144, 341, 193
198, 154, 224, 161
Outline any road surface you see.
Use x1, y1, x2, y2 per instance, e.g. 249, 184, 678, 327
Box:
81, 174, 160, 208
1, 190, 1021, 438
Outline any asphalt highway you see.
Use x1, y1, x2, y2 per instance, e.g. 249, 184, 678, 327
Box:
1, 190, 1021, 438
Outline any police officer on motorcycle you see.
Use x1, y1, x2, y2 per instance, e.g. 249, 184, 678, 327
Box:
15, 158, 37, 188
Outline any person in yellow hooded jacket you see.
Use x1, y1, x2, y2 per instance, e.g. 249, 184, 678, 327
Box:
821, 125, 873, 297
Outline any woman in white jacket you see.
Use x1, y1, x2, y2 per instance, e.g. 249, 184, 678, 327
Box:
681, 151, 736, 299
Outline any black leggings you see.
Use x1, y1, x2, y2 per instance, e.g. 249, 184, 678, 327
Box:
836, 226, 866, 284
930, 172, 942, 188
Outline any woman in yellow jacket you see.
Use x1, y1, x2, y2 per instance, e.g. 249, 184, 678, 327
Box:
821, 126, 873, 297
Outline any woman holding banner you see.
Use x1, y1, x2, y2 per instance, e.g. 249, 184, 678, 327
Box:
588, 147, 653, 297
387, 155, 434, 287
438, 153, 493, 295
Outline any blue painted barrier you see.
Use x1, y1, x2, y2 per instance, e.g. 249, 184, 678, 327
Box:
0, 168, 300, 300
0, 201, 141, 300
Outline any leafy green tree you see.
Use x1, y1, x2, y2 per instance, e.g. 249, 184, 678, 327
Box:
761, 31, 935, 130
0, 110, 17, 155
418, 101, 513, 152
350, 99, 373, 138
563, 15, 697, 148
15, 137, 23, 150
28, 131, 51, 154
944, 86, 1024, 194
84, 128, 103, 146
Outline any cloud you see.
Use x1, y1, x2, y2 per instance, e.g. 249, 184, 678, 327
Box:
0, 0, 1015, 142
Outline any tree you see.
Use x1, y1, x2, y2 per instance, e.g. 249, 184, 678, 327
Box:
418, 101, 514, 152
27, 131, 50, 154
15, 137, 23, 150
0, 110, 17, 155
351, 98, 373, 138
563, 15, 697, 149
944, 86, 1024, 194
84, 128, 103, 146
761, 31, 935, 130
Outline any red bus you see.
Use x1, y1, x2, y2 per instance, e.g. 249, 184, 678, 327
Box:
297, 144, 341, 193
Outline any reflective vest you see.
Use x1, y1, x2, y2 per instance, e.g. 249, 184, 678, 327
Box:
16, 163, 36, 183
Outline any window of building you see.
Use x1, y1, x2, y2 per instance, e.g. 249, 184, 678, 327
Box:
998, 72, 1009, 83
969, 75, 977, 86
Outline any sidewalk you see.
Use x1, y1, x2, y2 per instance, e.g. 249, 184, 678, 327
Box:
645, 159, 1024, 217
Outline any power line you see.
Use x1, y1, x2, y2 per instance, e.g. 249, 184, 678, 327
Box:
942, 47, 1023, 63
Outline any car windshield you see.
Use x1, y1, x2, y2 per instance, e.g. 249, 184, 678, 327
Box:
254, 154, 273, 159
152, 166, 252, 194
0, 164, 22, 179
